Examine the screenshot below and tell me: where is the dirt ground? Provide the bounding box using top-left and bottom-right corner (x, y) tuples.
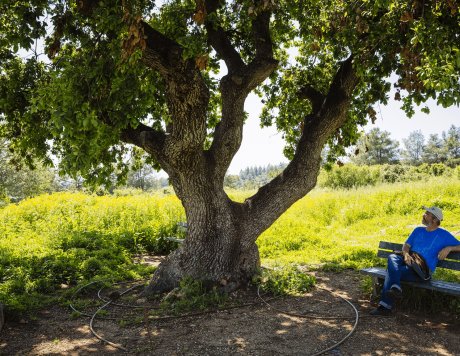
(1, 268), (459, 356)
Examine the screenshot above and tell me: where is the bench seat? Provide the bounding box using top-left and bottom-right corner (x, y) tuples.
(361, 267), (460, 296)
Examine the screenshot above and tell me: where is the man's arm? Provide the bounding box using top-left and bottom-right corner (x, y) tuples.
(438, 244), (460, 260)
(402, 243), (411, 253)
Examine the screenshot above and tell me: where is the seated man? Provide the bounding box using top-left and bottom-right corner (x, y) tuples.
(370, 206), (460, 316)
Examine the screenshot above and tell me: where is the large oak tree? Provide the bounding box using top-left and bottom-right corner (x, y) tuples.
(1, 0), (459, 293)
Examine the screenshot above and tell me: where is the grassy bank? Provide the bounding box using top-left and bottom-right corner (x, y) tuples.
(259, 178), (460, 272)
(0, 191), (185, 313)
(1, 178), (460, 314)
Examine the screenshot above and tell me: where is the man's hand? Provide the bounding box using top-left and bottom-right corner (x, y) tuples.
(403, 251), (413, 265)
(402, 243), (412, 265)
(438, 247), (452, 260)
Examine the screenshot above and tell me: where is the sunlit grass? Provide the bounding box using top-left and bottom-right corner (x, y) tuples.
(0, 191), (185, 313)
(258, 178), (460, 276)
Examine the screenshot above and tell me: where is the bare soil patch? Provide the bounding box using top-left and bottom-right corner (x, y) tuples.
(1, 269), (459, 355)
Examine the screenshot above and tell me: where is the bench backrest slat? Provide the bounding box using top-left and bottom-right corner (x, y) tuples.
(377, 241), (460, 271)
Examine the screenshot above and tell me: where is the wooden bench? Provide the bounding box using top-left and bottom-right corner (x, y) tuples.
(360, 241), (460, 297)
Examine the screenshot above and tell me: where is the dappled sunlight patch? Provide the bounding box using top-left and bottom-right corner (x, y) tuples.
(426, 344), (454, 356)
(275, 329), (288, 334)
(356, 326), (458, 356)
(30, 337), (111, 355)
(277, 314), (306, 323)
(227, 337), (247, 349)
(310, 318), (350, 329)
(280, 320), (293, 327)
(76, 325), (90, 333)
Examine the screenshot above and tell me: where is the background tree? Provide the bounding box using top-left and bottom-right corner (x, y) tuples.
(223, 174), (240, 189)
(1, 0), (460, 293)
(443, 125), (460, 166)
(351, 128), (400, 165)
(401, 130), (424, 165)
(125, 148), (169, 190)
(0, 139), (56, 200)
(126, 169), (169, 191)
(422, 133), (447, 164)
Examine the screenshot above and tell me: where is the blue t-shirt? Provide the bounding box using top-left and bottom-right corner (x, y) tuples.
(405, 226), (460, 273)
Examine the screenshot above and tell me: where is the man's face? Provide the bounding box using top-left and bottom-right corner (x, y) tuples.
(422, 211), (436, 226)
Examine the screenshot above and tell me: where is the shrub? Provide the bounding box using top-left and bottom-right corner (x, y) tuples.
(255, 266), (316, 295)
(159, 276), (228, 314)
(430, 163), (447, 176)
(319, 164), (379, 189)
(380, 164), (411, 183)
(414, 163), (431, 175)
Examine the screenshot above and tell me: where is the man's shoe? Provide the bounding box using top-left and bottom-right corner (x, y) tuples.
(369, 305), (391, 316)
(385, 287), (403, 301)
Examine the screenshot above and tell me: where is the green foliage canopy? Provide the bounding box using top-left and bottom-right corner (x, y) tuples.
(1, 0), (460, 184)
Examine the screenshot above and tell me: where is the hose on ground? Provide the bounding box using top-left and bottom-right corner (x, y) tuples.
(71, 278), (360, 354)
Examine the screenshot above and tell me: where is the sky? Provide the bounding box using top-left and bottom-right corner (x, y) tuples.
(227, 94), (460, 174)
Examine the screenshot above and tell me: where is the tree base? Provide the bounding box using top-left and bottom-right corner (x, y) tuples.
(142, 242), (260, 296)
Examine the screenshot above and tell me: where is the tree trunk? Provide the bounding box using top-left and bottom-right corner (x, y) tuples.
(143, 179), (260, 294)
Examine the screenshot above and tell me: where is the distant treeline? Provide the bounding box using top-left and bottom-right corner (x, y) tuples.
(350, 126), (460, 167)
(3, 159), (460, 204)
(224, 163), (287, 189)
(222, 162), (460, 190)
(317, 163), (459, 190)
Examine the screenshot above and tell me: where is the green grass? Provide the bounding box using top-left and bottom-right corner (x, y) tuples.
(255, 266), (316, 296)
(1, 177), (460, 315)
(258, 177), (460, 275)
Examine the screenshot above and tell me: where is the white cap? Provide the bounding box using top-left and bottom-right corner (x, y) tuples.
(423, 206), (443, 221)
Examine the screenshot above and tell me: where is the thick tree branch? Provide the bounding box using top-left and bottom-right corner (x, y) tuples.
(140, 21), (185, 76)
(208, 9), (278, 177)
(240, 56), (359, 245)
(120, 123), (169, 168)
(204, 1), (245, 73)
(139, 21), (210, 165)
(310, 55), (359, 142)
(245, 10), (277, 89)
(298, 86), (325, 114)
